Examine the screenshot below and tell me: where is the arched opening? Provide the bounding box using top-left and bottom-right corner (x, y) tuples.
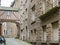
(2, 22), (18, 38)
(0, 20), (20, 38)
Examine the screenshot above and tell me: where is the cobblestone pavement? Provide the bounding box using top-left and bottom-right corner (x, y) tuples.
(0, 38), (32, 45)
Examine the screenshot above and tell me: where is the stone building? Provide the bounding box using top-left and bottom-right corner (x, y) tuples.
(15, 0), (44, 43)
(0, 0), (19, 38)
(14, 0), (60, 45)
(0, 0), (59, 45)
(36, 0), (60, 45)
(0, 10), (19, 38)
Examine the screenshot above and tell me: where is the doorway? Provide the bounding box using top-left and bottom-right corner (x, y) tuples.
(0, 24), (2, 36)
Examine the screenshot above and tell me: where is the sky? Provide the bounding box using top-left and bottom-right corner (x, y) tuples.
(1, 0), (14, 7)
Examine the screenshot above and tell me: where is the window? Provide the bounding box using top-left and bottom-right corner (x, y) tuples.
(59, 2), (60, 6)
(42, 25), (47, 41)
(21, 28), (24, 33)
(4, 30), (5, 34)
(26, 8), (27, 12)
(25, 0), (27, 3)
(31, 30), (33, 34)
(26, 26), (27, 30)
(21, 1), (23, 3)
(31, 0), (33, 2)
(31, 4), (35, 11)
(7, 11), (11, 16)
(25, 19), (27, 21)
(52, 21), (59, 41)
(34, 29), (36, 34)
(6, 30), (7, 35)
(23, 12), (24, 14)
(32, 14), (36, 21)
(21, 30), (23, 33)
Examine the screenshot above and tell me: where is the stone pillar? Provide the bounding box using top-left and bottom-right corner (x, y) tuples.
(58, 20), (60, 45)
(27, 0), (31, 41)
(16, 23), (20, 39)
(58, 3), (60, 44)
(46, 23), (52, 45)
(18, 9), (21, 40)
(35, 0), (44, 45)
(36, 18), (43, 45)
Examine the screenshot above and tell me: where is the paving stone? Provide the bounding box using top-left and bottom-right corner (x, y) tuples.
(5, 38), (32, 45)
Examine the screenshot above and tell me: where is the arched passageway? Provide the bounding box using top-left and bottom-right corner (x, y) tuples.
(0, 20), (20, 38)
(0, 7), (20, 38)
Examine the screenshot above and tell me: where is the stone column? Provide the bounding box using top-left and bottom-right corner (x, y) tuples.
(58, 3), (60, 45)
(18, 9), (21, 40)
(16, 23), (21, 39)
(35, 0), (44, 45)
(36, 18), (43, 45)
(58, 20), (60, 45)
(27, 0), (31, 41)
(46, 23), (52, 45)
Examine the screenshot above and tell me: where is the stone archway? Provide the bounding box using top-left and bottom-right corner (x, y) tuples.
(0, 20), (21, 38)
(0, 7), (20, 38)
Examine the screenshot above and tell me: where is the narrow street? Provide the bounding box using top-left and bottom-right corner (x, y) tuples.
(1, 38), (32, 45)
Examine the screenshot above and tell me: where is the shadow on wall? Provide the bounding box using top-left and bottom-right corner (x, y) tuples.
(41, 43), (59, 45)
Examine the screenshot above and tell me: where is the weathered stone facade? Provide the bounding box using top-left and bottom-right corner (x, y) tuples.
(14, 0), (60, 45)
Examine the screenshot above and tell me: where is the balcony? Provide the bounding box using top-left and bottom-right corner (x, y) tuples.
(39, 7), (60, 20)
